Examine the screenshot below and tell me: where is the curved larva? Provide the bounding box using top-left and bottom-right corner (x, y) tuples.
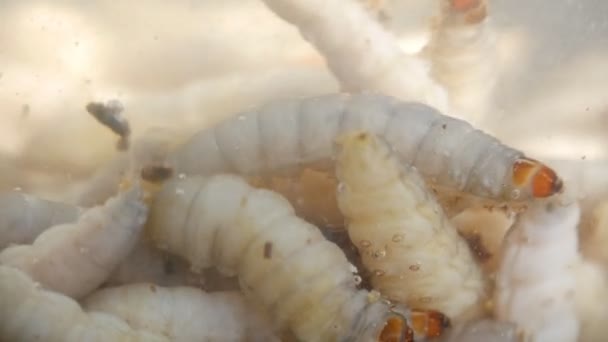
(0, 186), (148, 299)
(0, 191), (82, 249)
(167, 93), (562, 201)
(83, 284), (280, 342)
(335, 131), (485, 321)
(147, 174), (449, 341)
(494, 200), (581, 342)
(260, 0), (449, 112)
(424, 0), (497, 124)
(0, 265), (168, 342)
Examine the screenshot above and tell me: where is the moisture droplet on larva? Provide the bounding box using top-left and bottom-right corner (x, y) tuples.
(510, 189), (521, 200)
(372, 249), (386, 259)
(392, 234), (404, 242)
(360, 240), (372, 248)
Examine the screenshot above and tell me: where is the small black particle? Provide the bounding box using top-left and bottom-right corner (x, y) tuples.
(263, 241), (273, 259)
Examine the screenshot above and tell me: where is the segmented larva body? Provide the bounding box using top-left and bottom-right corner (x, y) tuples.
(83, 284), (280, 342)
(0, 186), (148, 299)
(425, 0), (497, 124)
(167, 93), (562, 202)
(0, 191), (82, 249)
(260, 0), (449, 112)
(0, 266), (168, 342)
(335, 131), (485, 321)
(494, 200), (581, 342)
(147, 174), (449, 341)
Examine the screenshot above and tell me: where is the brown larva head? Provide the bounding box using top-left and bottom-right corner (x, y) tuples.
(378, 315), (414, 342)
(512, 158), (563, 199)
(378, 309), (450, 341)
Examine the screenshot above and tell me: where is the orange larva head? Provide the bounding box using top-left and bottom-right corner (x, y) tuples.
(512, 158), (563, 198)
(378, 316), (414, 342)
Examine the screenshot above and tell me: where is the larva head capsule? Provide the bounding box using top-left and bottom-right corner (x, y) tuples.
(377, 307), (450, 342)
(511, 157), (563, 199)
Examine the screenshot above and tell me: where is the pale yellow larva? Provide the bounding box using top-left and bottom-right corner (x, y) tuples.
(494, 200), (581, 342)
(0, 265), (168, 342)
(335, 131), (486, 322)
(146, 174), (449, 342)
(83, 284), (280, 342)
(0, 186), (147, 299)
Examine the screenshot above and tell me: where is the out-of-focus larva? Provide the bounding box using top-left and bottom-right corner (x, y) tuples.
(0, 265), (168, 342)
(450, 206), (515, 274)
(0, 191), (82, 249)
(83, 284), (280, 342)
(0, 186), (147, 299)
(580, 200), (608, 266)
(440, 319), (519, 342)
(335, 131), (485, 322)
(260, 0), (449, 111)
(167, 93), (562, 201)
(573, 260), (608, 342)
(424, 0), (497, 124)
(86, 99), (131, 150)
(494, 200), (580, 342)
(147, 174), (450, 341)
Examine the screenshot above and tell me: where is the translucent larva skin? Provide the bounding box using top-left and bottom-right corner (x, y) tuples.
(335, 131), (485, 321)
(425, 0), (496, 124)
(167, 93), (560, 201)
(147, 175), (448, 342)
(495, 200), (581, 342)
(83, 284), (280, 342)
(0, 191), (82, 249)
(260, 0), (449, 112)
(0, 266), (168, 342)
(0, 186), (148, 299)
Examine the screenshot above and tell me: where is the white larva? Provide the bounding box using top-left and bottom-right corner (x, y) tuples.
(0, 190), (209, 288)
(335, 131), (485, 322)
(167, 93), (562, 201)
(0, 190), (82, 249)
(0, 265), (168, 342)
(147, 174), (449, 341)
(260, 0), (449, 112)
(494, 200), (580, 342)
(424, 0), (497, 125)
(83, 284), (280, 342)
(0, 186), (148, 299)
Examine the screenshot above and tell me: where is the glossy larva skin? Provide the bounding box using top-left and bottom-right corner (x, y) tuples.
(0, 191), (82, 249)
(494, 201), (580, 342)
(168, 93), (525, 201)
(0, 187), (148, 299)
(335, 132), (485, 321)
(83, 284), (280, 342)
(147, 175), (423, 342)
(260, 0), (449, 112)
(0, 266), (168, 342)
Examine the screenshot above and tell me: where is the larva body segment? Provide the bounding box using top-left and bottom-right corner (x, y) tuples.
(168, 93), (561, 201)
(335, 131), (485, 321)
(0, 191), (82, 249)
(494, 200), (580, 342)
(0, 266), (167, 342)
(147, 174), (449, 341)
(83, 284), (280, 342)
(0, 186), (147, 299)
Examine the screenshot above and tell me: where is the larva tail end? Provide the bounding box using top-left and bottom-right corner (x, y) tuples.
(378, 316), (414, 342)
(512, 158), (563, 198)
(410, 309), (450, 339)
